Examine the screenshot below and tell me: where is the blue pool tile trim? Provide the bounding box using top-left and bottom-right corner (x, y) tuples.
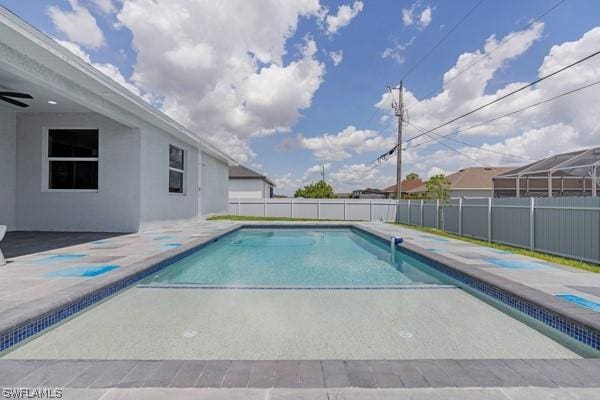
(45, 265), (120, 278)
(557, 294), (600, 312)
(137, 284), (458, 290)
(488, 259), (548, 269)
(0, 230), (239, 353)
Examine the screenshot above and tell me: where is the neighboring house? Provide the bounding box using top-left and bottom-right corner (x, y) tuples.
(229, 165), (275, 199)
(351, 188), (389, 199)
(408, 167), (513, 198)
(383, 179), (424, 199)
(0, 9), (235, 233)
(493, 147), (600, 197)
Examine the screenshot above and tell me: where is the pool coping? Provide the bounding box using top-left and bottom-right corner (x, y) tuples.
(1, 221), (599, 354)
(2, 359), (600, 389)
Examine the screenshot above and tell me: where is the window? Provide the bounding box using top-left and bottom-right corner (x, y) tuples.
(47, 129), (99, 190)
(169, 145), (185, 194)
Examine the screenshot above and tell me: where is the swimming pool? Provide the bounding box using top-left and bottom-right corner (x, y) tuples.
(3, 227), (599, 360)
(145, 228), (445, 287)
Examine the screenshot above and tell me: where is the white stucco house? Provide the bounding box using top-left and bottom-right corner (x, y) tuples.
(229, 165), (275, 199)
(0, 8), (235, 233)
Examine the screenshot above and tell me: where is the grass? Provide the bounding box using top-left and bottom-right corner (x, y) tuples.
(390, 222), (600, 274)
(208, 214), (600, 273)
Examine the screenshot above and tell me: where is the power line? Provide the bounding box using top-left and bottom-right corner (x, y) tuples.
(404, 0), (567, 111)
(405, 78), (600, 150)
(407, 120), (534, 161)
(404, 48), (600, 144)
(400, 0), (486, 82)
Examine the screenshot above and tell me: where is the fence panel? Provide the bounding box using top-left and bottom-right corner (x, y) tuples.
(534, 197), (600, 263)
(319, 201), (345, 220)
(397, 201), (410, 224)
(461, 198), (489, 240)
(422, 201), (438, 228)
(265, 200), (293, 218)
(291, 200), (318, 219)
(441, 199), (460, 234)
(238, 200), (265, 217)
(492, 198), (530, 248)
(371, 201), (398, 222)
(409, 202), (422, 225)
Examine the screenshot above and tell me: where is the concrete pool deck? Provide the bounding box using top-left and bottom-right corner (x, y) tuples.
(1, 220), (600, 390)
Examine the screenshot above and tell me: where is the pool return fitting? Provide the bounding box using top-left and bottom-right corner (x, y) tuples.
(390, 236), (403, 263)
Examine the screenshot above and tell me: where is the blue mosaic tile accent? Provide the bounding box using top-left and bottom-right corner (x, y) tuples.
(488, 259), (549, 269)
(153, 236), (173, 241)
(0, 228), (240, 353)
(162, 243), (182, 249)
(45, 265), (120, 278)
(557, 294), (600, 312)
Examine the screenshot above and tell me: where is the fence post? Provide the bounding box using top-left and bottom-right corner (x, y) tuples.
(369, 200), (373, 221)
(407, 200), (411, 225)
(317, 199), (321, 220)
(458, 197), (463, 236)
(487, 197), (492, 243)
(291, 198), (294, 218)
(238, 199), (241, 216)
(264, 199), (267, 217)
(420, 200), (424, 226)
(436, 199), (440, 229)
(529, 197), (535, 251)
(343, 199), (347, 221)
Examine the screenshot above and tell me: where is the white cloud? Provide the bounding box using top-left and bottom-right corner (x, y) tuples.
(373, 24), (600, 181)
(90, 0), (116, 14)
(48, 0), (106, 49)
(55, 40), (148, 101)
(419, 7), (432, 29)
(116, 1), (327, 162)
(382, 36), (415, 65)
(402, 2), (432, 30)
(325, 1), (364, 35)
(329, 163), (393, 190)
(296, 125), (395, 161)
(329, 50), (344, 66)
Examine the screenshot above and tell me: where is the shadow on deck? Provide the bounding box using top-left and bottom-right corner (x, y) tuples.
(2, 231), (129, 259)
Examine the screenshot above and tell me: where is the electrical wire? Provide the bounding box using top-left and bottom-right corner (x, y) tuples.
(404, 48), (600, 144)
(405, 79), (600, 149)
(404, 0), (567, 111)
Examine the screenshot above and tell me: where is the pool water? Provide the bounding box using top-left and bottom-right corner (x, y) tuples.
(147, 228), (445, 287)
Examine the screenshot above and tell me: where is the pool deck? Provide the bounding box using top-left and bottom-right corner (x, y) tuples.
(0, 219), (600, 392)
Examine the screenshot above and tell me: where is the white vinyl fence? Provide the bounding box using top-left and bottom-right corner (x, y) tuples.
(229, 197), (600, 264)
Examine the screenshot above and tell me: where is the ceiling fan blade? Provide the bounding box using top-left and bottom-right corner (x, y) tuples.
(0, 91), (33, 99)
(0, 95), (30, 108)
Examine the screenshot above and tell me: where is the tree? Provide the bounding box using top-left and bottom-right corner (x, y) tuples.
(294, 180), (336, 198)
(406, 172), (420, 181)
(425, 174), (452, 229)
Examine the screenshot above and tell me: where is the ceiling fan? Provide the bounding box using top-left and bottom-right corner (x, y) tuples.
(0, 91), (33, 108)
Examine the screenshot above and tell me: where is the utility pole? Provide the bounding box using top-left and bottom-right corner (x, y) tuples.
(391, 81), (404, 200)
(321, 164), (325, 182)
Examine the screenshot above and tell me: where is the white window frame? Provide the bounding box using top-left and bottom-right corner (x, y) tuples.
(168, 144), (186, 195)
(41, 127), (100, 193)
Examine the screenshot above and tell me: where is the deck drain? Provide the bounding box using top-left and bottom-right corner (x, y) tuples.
(398, 330), (413, 339)
(183, 329), (197, 338)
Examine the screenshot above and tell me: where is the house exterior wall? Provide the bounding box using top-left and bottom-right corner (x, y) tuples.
(451, 189), (493, 198)
(229, 178), (271, 199)
(139, 124), (199, 229)
(0, 109), (16, 230)
(201, 151), (228, 214)
(14, 112), (141, 232)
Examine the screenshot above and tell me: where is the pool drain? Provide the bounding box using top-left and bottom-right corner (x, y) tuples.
(183, 329), (197, 338)
(398, 330), (413, 339)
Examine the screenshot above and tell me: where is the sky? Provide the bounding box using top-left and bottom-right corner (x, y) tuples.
(2, 0), (600, 195)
